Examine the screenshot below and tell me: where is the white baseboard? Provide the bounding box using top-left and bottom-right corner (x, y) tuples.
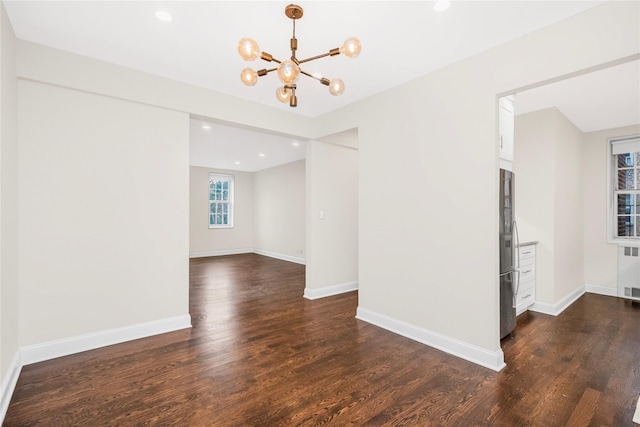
(0, 350), (22, 424)
(189, 248), (253, 258)
(21, 314), (192, 366)
(529, 286), (585, 316)
(356, 307), (506, 372)
(253, 249), (306, 265)
(304, 281), (358, 300)
(584, 283), (618, 297)
(189, 248), (306, 265)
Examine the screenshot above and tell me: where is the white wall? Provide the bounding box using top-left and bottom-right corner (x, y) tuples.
(18, 80), (190, 346)
(553, 109), (585, 301)
(254, 160), (305, 260)
(16, 40), (318, 141)
(583, 124), (640, 289)
(189, 161), (305, 262)
(305, 140), (358, 296)
(514, 107), (585, 304)
(514, 108), (557, 303)
(311, 1), (638, 365)
(189, 166), (254, 256)
(0, 0), (18, 398)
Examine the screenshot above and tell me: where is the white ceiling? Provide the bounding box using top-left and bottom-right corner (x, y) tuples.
(4, 0), (637, 172)
(190, 119), (306, 172)
(515, 60), (640, 133)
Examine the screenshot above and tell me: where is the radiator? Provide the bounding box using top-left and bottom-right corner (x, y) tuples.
(618, 246), (640, 301)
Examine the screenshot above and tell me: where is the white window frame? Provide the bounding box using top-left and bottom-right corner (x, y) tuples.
(607, 134), (640, 244)
(208, 173), (234, 229)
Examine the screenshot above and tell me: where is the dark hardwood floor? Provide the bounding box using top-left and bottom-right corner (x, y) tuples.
(4, 254), (640, 426)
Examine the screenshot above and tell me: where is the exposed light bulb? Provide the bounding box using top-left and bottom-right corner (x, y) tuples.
(434, 0), (450, 12)
(240, 68), (258, 86)
(276, 87), (291, 103)
(340, 37), (362, 58)
(277, 60), (300, 84)
(237, 38), (260, 61)
(329, 79), (345, 96)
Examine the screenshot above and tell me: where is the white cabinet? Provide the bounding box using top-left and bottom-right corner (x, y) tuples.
(516, 244), (536, 315)
(499, 95), (515, 171)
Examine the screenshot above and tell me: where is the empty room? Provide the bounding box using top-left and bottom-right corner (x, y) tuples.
(0, 1), (639, 425)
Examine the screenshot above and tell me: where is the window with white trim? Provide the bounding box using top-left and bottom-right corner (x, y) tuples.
(609, 135), (640, 241)
(209, 173), (234, 228)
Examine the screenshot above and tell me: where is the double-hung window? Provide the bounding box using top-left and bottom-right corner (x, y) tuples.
(609, 135), (640, 242)
(209, 173), (234, 228)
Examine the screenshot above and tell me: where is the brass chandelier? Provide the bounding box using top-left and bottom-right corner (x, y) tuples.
(238, 4), (361, 107)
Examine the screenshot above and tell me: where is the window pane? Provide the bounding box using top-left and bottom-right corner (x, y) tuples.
(637, 216), (640, 237)
(636, 153), (640, 166)
(618, 194), (635, 215)
(618, 153), (634, 168)
(208, 175), (234, 227)
(618, 216), (635, 237)
(618, 169), (635, 190)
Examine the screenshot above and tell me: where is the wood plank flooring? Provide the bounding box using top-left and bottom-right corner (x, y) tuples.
(4, 254), (640, 426)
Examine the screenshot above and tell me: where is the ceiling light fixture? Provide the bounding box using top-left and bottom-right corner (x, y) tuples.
(238, 4), (361, 107)
(433, 1), (450, 12)
(155, 10), (172, 22)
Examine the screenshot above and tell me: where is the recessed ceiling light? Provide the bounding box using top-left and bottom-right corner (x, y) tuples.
(202, 124), (211, 130)
(433, 1), (450, 12)
(155, 10), (172, 22)
(259, 153), (265, 157)
(235, 161), (240, 165)
(292, 142), (300, 147)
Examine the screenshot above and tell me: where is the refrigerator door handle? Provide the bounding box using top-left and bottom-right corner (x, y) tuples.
(512, 220), (521, 308)
(513, 269), (520, 308)
(513, 220), (521, 270)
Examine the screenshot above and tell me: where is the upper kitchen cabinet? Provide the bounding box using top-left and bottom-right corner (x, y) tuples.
(499, 95), (515, 171)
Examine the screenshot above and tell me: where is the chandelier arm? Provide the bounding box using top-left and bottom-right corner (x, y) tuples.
(260, 52), (282, 64)
(257, 68), (278, 76)
(299, 70), (331, 86)
(297, 49), (341, 65)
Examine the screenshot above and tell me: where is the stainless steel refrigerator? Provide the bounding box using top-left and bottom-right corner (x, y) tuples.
(499, 169), (519, 339)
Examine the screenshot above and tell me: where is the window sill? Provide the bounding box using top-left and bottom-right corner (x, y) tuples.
(608, 238), (640, 246)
